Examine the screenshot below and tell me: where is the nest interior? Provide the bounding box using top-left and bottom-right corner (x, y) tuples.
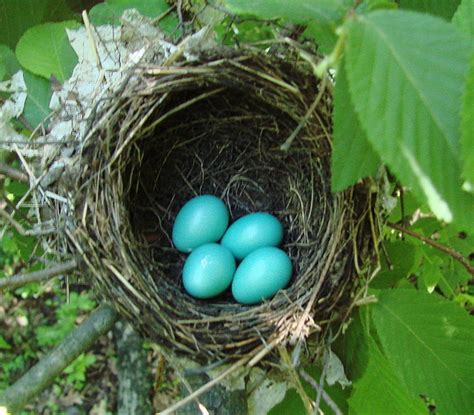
(71, 48), (374, 362)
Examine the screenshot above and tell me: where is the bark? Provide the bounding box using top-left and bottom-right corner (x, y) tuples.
(113, 320), (153, 415)
(0, 304), (118, 413)
(0, 260), (77, 290)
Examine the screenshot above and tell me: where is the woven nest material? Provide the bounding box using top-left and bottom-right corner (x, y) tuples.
(68, 46), (376, 363)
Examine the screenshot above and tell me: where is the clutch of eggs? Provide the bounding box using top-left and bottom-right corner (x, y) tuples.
(172, 195), (292, 303)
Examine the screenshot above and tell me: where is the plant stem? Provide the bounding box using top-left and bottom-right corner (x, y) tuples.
(387, 222), (474, 277)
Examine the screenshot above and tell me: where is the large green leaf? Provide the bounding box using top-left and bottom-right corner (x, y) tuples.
(331, 60), (380, 192)
(16, 21), (79, 82)
(452, 0), (474, 36)
(372, 289), (474, 414)
(22, 71), (52, 129)
(348, 338), (428, 415)
(399, 0), (460, 20)
(460, 53), (474, 186)
(345, 10), (474, 231)
(0, 0), (74, 48)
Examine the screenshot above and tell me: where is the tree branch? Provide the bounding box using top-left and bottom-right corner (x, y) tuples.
(0, 260), (78, 291)
(0, 304), (118, 413)
(387, 222), (474, 277)
(0, 163), (29, 183)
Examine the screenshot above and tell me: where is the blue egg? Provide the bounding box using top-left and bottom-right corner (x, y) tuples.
(232, 247), (292, 304)
(221, 212), (283, 260)
(183, 243), (236, 299)
(172, 195), (229, 252)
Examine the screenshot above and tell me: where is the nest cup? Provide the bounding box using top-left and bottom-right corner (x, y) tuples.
(73, 47), (374, 362)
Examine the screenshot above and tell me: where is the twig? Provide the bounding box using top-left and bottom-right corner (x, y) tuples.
(0, 207), (56, 236)
(280, 75), (328, 152)
(279, 347), (313, 415)
(0, 304), (118, 413)
(387, 222), (474, 277)
(0, 260), (77, 290)
(0, 163), (28, 183)
(299, 369), (343, 415)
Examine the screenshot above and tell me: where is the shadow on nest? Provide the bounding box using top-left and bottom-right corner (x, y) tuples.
(70, 47), (377, 363)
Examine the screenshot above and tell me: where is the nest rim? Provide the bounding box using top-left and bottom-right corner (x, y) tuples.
(65, 46), (376, 363)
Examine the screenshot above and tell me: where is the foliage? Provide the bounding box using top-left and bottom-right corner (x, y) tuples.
(224, 0), (474, 414)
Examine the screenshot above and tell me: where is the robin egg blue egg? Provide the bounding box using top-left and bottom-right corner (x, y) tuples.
(183, 243), (236, 299)
(232, 247), (292, 304)
(172, 195), (229, 252)
(221, 212), (283, 260)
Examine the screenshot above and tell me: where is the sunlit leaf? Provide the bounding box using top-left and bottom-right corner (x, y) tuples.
(348, 338), (427, 415)
(346, 10), (474, 231)
(460, 53), (474, 186)
(331, 60), (380, 192)
(16, 21), (79, 82)
(372, 289), (474, 414)
(452, 0), (474, 36)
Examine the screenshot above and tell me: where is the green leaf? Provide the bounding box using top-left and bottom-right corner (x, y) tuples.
(89, 0), (179, 35)
(460, 53), (474, 186)
(452, 0), (474, 36)
(399, 0), (460, 20)
(331, 60), (380, 192)
(0, 335), (11, 350)
(371, 240), (419, 289)
(372, 289), (474, 414)
(225, 0), (352, 23)
(16, 21), (79, 82)
(0, 44), (19, 79)
(0, 0), (75, 48)
(303, 21), (338, 55)
(346, 10), (474, 231)
(348, 338), (428, 415)
(419, 255), (444, 293)
(334, 308), (370, 381)
(23, 71), (52, 129)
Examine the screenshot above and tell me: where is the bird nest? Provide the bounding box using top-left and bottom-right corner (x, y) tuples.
(66, 46), (377, 363)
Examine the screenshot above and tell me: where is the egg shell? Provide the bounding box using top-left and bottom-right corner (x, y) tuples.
(183, 243), (236, 299)
(232, 247), (292, 304)
(172, 195), (229, 252)
(221, 212), (284, 260)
